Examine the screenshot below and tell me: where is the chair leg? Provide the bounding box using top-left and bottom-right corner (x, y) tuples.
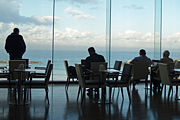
(65, 78), (70, 91)
(168, 86), (172, 99)
(112, 88), (115, 99)
(77, 86), (81, 101)
(24, 87), (27, 105)
(176, 86), (178, 98)
(14, 88), (17, 104)
(127, 87), (131, 102)
(45, 87), (49, 104)
(81, 88), (86, 104)
(109, 87), (112, 103)
(121, 87), (124, 99)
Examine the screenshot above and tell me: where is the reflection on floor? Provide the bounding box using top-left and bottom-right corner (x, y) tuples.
(0, 84), (180, 120)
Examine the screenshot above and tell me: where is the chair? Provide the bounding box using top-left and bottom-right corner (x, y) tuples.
(9, 60), (27, 80)
(64, 60), (77, 92)
(106, 64), (132, 102)
(151, 62), (175, 92)
(24, 64), (53, 104)
(30, 60), (51, 79)
(0, 66), (16, 89)
(35, 60), (51, 70)
(158, 63), (180, 99)
(89, 62), (107, 80)
(174, 60), (180, 69)
(131, 61), (149, 89)
(0, 66), (9, 79)
(75, 64), (106, 104)
(21, 59), (29, 69)
(107, 61), (122, 80)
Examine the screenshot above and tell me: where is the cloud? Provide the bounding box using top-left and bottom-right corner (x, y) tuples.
(0, 0), (60, 25)
(57, 0), (100, 5)
(64, 7), (95, 19)
(123, 4), (144, 10)
(1, 21), (180, 51)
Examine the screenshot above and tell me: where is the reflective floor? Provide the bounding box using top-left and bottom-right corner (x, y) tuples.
(0, 84), (180, 120)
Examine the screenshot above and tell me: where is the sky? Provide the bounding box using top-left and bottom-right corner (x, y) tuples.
(0, 0), (180, 53)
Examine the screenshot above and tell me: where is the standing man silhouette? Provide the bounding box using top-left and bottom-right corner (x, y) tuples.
(5, 28), (26, 60)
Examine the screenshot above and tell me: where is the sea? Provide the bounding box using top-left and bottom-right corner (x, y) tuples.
(1, 50), (180, 81)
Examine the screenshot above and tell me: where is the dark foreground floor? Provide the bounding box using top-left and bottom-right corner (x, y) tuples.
(0, 84), (180, 120)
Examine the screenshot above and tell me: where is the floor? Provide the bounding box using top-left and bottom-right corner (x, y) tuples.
(0, 84), (180, 120)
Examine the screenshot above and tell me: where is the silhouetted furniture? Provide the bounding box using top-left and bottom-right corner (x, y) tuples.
(89, 62), (107, 98)
(107, 61), (122, 80)
(9, 60), (28, 104)
(0, 66), (9, 79)
(9, 60), (27, 81)
(131, 62), (149, 89)
(75, 64), (106, 104)
(158, 63), (180, 99)
(89, 62), (107, 80)
(64, 60), (77, 92)
(175, 60), (180, 69)
(151, 62), (175, 92)
(30, 60), (51, 80)
(24, 64), (53, 104)
(106, 64), (132, 103)
(35, 60), (51, 70)
(0, 66), (15, 89)
(21, 58), (29, 68)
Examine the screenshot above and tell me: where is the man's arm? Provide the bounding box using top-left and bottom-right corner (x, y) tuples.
(5, 36), (10, 53)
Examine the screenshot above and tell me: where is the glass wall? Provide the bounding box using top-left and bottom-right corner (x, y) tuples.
(162, 0), (180, 59)
(154, 0), (162, 59)
(54, 0), (106, 81)
(0, 0), (53, 72)
(1, 0), (179, 82)
(108, 0), (154, 66)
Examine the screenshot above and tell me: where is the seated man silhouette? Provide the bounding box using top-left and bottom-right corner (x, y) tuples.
(84, 47), (105, 97)
(85, 47), (105, 69)
(130, 49), (152, 66)
(130, 49), (152, 88)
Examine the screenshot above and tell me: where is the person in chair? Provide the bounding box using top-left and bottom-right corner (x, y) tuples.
(85, 47), (105, 98)
(160, 50), (173, 64)
(130, 49), (152, 66)
(85, 47), (105, 69)
(130, 49), (152, 88)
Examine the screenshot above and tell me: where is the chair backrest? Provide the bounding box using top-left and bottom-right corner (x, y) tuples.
(132, 61), (149, 80)
(45, 64), (53, 84)
(158, 63), (171, 85)
(75, 64), (85, 87)
(90, 62), (107, 71)
(45, 60), (51, 74)
(174, 60), (180, 69)
(9, 60), (26, 80)
(64, 60), (70, 77)
(168, 62), (175, 70)
(121, 64), (132, 84)
(21, 59), (29, 68)
(114, 61), (122, 70)
(81, 59), (86, 66)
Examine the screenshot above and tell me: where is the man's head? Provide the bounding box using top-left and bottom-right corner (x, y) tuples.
(139, 49), (146, 56)
(13, 28), (19, 34)
(88, 47), (96, 56)
(163, 50), (170, 58)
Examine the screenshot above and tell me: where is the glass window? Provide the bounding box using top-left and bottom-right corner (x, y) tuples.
(0, 0), (53, 79)
(162, 0), (180, 59)
(109, 0), (154, 66)
(55, 0), (106, 81)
